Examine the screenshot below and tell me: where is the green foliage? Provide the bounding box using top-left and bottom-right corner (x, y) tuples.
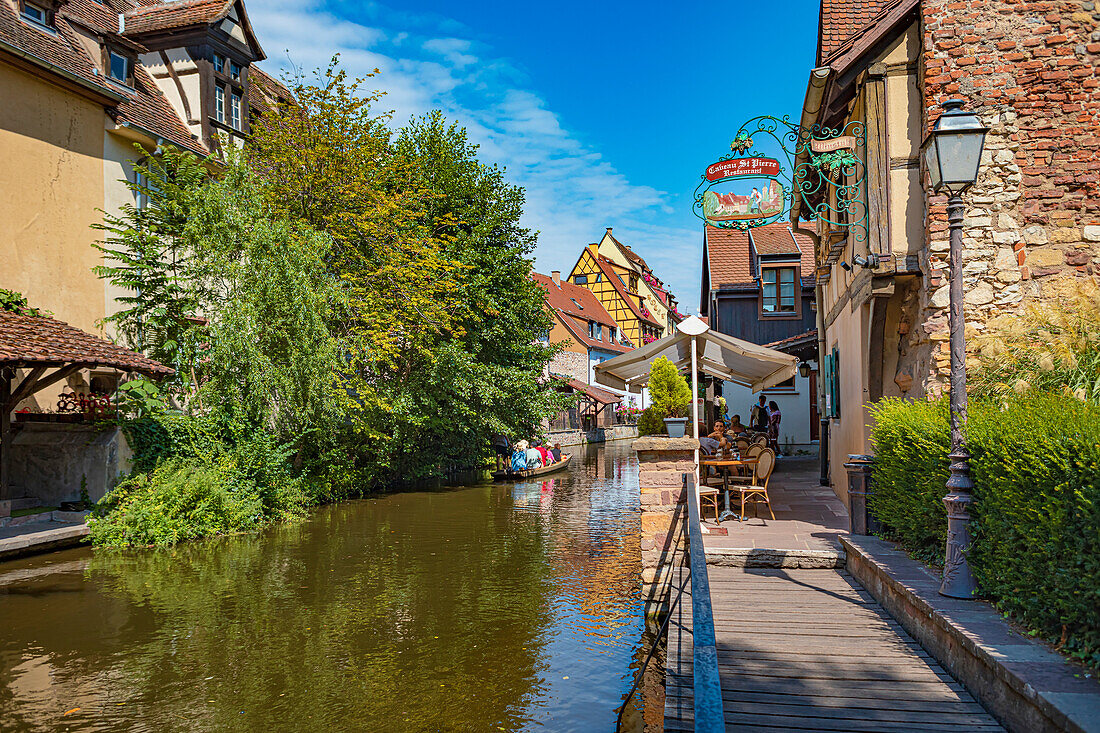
(637, 406), (667, 436)
(870, 395), (1100, 667)
(973, 278), (1100, 404)
(0, 288), (50, 317)
(648, 357), (691, 419)
(93, 147), (210, 393)
(116, 378), (170, 420)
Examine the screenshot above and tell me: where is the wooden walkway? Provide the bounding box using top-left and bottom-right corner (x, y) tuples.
(664, 565), (1004, 732)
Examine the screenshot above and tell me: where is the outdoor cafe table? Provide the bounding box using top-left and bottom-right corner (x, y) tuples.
(699, 456), (759, 522)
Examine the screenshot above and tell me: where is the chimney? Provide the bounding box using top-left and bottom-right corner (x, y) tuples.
(606, 227), (613, 234)
(552, 270), (561, 287)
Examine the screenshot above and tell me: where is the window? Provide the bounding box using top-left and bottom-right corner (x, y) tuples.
(588, 321), (602, 340)
(593, 272), (602, 282)
(215, 84), (225, 124)
(609, 326), (617, 343)
(574, 275), (587, 285)
(230, 61), (242, 80)
(107, 50), (130, 83)
(569, 298), (583, 310)
(212, 53), (225, 74)
(20, 1), (48, 24)
(630, 275), (639, 291)
(823, 348), (841, 419)
(230, 92), (242, 130)
(762, 267), (797, 314)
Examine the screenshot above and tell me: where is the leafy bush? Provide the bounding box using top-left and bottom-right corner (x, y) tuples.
(870, 395), (1100, 667)
(637, 406), (667, 436)
(648, 356), (691, 418)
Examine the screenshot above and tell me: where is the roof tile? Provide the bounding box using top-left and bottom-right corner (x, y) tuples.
(532, 273), (633, 353)
(705, 224), (815, 288)
(122, 0), (229, 36)
(0, 310), (173, 375)
(819, 0), (902, 64)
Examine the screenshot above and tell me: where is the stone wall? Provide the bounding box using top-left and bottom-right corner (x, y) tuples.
(548, 350), (588, 383)
(9, 423), (132, 505)
(634, 436), (697, 619)
(914, 0), (1100, 395)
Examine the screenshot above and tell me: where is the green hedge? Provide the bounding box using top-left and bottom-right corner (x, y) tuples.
(870, 395), (1100, 667)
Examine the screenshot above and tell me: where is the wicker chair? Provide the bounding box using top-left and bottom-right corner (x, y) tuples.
(735, 448), (776, 521)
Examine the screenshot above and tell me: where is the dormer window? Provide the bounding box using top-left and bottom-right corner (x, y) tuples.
(20, 1), (51, 26)
(107, 49), (133, 85)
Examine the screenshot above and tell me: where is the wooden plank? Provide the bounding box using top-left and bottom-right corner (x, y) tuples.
(665, 687), (987, 712)
(666, 673), (973, 699)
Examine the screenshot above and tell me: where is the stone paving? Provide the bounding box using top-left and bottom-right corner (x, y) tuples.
(701, 455), (848, 555)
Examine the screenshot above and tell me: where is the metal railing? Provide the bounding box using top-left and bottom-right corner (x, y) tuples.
(616, 473), (725, 731)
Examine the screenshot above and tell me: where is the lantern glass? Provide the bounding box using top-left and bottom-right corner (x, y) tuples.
(922, 99), (988, 194)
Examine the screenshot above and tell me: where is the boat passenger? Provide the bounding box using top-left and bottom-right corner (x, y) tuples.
(551, 443), (563, 462)
(538, 443), (554, 465)
(525, 442), (543, 470)
(512, 440), (530, 472)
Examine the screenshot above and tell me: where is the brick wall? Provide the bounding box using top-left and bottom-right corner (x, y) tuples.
(634, 436), (696, 618)
(915, 0), (1100, 394)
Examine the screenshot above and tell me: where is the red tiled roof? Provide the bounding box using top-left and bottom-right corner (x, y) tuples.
(565, 378), (621, 405)
(765, 329), (818, 350)
(532, 273), (632, 354)
(248, 65), (292, 116)
(0, 310), (173, 376)
(122, 0), (230, 35)
(705, 224), (815, 288)
(0, 0), (210, 156)
(818, 0), (915, 67)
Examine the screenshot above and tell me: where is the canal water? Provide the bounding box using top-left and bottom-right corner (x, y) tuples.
(0, 441), (659, 732)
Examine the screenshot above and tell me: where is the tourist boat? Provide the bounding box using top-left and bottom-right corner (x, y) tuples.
(493, 453), (571, 481)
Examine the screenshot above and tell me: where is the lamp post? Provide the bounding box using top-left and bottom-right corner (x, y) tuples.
(921, 99), (988, 599)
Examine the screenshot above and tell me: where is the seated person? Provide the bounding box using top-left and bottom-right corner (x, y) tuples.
(707, 420), (727, 441)
(525, 442), (543, 469)
(551, 443), (563, 462)
(699, 436), (720, 455)
(537, 442), (554, 465)
(511, 441), (529, 471)
(728, 414), (748, 435)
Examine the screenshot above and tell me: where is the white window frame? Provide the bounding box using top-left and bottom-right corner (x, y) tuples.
(215, 84), (225, 124)
(230, 92), (241, 130)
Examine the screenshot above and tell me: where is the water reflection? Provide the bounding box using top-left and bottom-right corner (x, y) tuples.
(0, 441), (655, 732)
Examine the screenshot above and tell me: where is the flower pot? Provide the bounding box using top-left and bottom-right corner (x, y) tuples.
(663, 417), (688, 438)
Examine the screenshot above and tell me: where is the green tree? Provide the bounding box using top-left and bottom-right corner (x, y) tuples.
(391, 111), (564, 468)
(648, 356), (691, 418)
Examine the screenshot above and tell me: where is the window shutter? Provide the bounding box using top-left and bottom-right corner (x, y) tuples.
(822, 353), (833, 418)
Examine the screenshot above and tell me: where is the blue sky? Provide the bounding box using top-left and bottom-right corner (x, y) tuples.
(248, 1), (821, 313)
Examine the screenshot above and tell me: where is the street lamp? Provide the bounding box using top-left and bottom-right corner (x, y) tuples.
(921, 99), (988, 599)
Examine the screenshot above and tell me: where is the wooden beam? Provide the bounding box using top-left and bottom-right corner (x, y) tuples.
(863, 65), (891, 257)
(12, 363), (84, 405)
(1, 368), (11, 501)
(8, 366), (47, 407)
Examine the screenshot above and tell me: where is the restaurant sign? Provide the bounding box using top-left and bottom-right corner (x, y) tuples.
(693, 115), (869, 239)
(696, 155), (786, 229)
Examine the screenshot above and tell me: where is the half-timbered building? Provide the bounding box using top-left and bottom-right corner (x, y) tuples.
(567, 239), (667, 349)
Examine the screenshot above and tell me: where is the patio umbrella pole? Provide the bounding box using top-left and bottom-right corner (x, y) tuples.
(692, 334), (702, 513)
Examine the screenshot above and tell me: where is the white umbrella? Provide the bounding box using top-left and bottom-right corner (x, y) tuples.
(594, 315), (797, 513)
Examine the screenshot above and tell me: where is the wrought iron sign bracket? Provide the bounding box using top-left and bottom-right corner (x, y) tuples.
(693, 115), (868, 244)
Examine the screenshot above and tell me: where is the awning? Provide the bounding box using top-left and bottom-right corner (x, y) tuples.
(593, 316), (797, 394)
(567, 379), (621, 405)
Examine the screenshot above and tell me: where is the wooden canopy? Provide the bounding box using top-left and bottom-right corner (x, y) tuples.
(1, 310), (172, 500)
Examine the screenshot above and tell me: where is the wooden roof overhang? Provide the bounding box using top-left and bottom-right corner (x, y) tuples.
(1, 310), (172, 499)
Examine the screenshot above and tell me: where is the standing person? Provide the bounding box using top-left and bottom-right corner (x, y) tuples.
(767, 400), (782, 455)
(750, 395), (769, 434)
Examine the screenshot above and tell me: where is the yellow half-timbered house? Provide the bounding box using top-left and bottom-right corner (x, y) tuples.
(568, 242), (665, 348)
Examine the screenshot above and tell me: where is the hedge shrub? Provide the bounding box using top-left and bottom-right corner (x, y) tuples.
(870, 395), (1100, 667)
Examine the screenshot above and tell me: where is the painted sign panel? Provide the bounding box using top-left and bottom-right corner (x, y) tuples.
(705, 156), (781, 182)
(702, 179), (785, 224)
(810, 136), (856, 153)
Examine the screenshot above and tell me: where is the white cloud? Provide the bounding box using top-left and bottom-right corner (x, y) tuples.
(248, 0), (700, 308)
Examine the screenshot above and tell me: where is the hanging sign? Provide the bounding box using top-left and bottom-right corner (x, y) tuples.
(705, 156), (781, 181)
(697, 155), (786, 228)
(810, 136), (856, 153)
